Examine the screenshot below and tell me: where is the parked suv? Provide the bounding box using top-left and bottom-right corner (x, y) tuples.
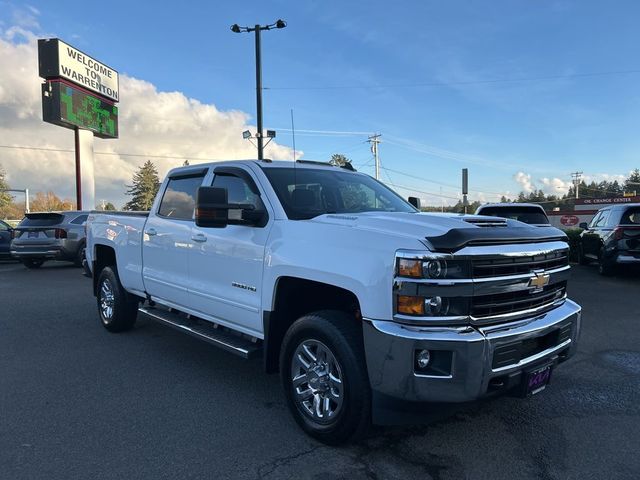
(11, 211), (89, 268)
(579, 203), (640, 275)
(476, 203), (550, 226)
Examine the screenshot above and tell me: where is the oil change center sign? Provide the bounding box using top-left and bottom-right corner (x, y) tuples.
(38, 38), (119, 102)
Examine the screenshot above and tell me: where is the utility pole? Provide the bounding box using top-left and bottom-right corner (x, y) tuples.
(368, 134), (381, 180)
(230, 19), (287, 160)
(570, 171), (583, 199)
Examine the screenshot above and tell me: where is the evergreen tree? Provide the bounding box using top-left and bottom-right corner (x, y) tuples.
(625, 169), (640, 193)
(124, 161), (160, 211)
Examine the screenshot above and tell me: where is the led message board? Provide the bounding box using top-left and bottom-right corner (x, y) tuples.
(42, 80), (118, 139)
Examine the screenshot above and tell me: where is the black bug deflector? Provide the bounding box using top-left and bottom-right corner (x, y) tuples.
(425, 224), (567, 253)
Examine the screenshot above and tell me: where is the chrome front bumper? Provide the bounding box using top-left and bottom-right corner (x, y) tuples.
(363, 300), (581, 404)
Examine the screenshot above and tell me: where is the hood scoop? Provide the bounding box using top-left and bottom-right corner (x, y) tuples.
(463, 217), (507, 227)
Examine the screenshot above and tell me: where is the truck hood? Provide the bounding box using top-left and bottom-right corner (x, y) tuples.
(309, 212), (567, 252)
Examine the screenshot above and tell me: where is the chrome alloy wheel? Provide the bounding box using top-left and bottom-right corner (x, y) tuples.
(99, 278), (115, 323)
(291, 339), (344, 423)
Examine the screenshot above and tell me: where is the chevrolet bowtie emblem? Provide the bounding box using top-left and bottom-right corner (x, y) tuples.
(529, 272), (550, 291)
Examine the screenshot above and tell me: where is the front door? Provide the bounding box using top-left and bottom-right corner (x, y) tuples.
(142, 171), (206, 309)
(188, 166), (272, 337)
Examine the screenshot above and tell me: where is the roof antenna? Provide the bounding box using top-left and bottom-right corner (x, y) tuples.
(291, 108), (297, 189)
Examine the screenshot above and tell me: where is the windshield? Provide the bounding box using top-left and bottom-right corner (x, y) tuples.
(262, 167), (417, 220)
(478, 206), (549, 225)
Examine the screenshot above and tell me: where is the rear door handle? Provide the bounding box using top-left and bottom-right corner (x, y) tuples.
(146, 228), (157, 236)
(191, 233), (207, 243)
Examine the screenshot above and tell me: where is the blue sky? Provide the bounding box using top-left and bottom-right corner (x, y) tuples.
(2, 0), (640, 204)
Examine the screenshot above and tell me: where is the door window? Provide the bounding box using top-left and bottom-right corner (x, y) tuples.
(211, 174), (265, 211)
(158, 174), (205, 219)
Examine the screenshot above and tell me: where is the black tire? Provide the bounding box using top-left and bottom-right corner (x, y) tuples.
(96, 266), (138, 332)
(74, 243), (86, 267)
(23, 258), (45, 269)
(280, 310), (371, 445)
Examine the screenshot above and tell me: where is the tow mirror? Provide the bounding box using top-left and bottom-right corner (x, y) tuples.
(195, 187), (265, 228)
(579, 222), (588, 230)
(195, 187), (230, 228)
(408, 196), (421, 210)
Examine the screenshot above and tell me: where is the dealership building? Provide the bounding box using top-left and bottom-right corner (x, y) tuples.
(547, 196), (640, 229)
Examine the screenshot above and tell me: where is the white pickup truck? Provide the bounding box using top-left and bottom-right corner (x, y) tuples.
(86, 159), (581, 444)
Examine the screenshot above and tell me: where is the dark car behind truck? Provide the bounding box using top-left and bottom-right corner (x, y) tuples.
(579, 203), (640, 275)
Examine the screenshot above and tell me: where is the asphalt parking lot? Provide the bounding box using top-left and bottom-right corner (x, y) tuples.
(1, 261), (639, 479)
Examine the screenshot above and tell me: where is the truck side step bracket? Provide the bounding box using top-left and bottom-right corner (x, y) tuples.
(138, 306), (262, 359)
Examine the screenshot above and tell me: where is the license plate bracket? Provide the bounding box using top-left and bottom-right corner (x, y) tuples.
(522, 363), (553, 396)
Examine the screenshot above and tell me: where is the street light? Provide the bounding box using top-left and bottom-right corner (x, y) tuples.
(230, 19), (287, 160)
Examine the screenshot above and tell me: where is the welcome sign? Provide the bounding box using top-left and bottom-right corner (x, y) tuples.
(38, 38), (119, 102)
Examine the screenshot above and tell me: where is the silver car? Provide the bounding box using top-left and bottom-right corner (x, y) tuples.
(11, 211), (90, 268)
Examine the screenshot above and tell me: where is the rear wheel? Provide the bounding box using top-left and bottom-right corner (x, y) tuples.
(22, 258), (44, 269)
(97, 266), (138, 332)
(280, 310), (370, 445)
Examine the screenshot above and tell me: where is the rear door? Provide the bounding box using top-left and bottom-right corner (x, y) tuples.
(187, 166), (272, 336)
(142, 171), (206, 309)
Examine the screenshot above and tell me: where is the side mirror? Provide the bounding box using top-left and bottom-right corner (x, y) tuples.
(579, 222), (588, 230)
(195, 186), (266, 228)
(408, 196), (421, 210)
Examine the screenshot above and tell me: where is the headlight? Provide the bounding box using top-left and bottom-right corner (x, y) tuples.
(397, 257), (470, 279)
(397, 295), (469, 317)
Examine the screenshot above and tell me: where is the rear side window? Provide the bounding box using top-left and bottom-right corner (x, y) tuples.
(18, 213), (64, 227)
(157, 174), (205, 220)
(70, 214), (88, 225)
(620, 207), (640, 225)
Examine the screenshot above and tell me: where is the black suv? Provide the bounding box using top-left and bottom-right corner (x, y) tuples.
(579, 203), (640, 275)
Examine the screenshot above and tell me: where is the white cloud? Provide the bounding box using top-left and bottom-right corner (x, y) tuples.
(539, 177), (570, 196)
(0, 27), (296, 209)
(513, 171), (535, 193)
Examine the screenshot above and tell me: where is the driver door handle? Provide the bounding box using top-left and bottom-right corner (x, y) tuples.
(191, 233), (207, 243)
(146, 228), (157, 236)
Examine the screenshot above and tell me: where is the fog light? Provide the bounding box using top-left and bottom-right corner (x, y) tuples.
(416, 349), (431, 369)
(424, 296), (449, 316)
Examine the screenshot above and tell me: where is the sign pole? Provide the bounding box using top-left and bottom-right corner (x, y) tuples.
(74, 127), (83, 210)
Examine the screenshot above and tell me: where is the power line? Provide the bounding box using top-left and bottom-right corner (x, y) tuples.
(264, 69), (640, 91)
(0, 144), (230, 162)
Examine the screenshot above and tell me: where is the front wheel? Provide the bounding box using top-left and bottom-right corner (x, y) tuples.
(598, 254), (615, 276)
(97, 266), (138, 332)
(280, 310), (371, 445)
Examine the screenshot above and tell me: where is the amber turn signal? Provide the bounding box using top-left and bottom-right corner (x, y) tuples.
(398, 259), (422, 278)
(397, 295), (425, 315)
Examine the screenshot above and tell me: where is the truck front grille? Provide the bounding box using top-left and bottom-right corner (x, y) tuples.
(471, 281), (567, 319)
(472, 250), (568, 278)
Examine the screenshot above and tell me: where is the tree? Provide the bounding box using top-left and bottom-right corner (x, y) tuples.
(329, 153), (352, 168)
(625, 168), (640, 193)
(30, 191), (71, 212)
(124, 161), (160, 211)
(103, 202), (116, 211)
(0, 164), (13, 217)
